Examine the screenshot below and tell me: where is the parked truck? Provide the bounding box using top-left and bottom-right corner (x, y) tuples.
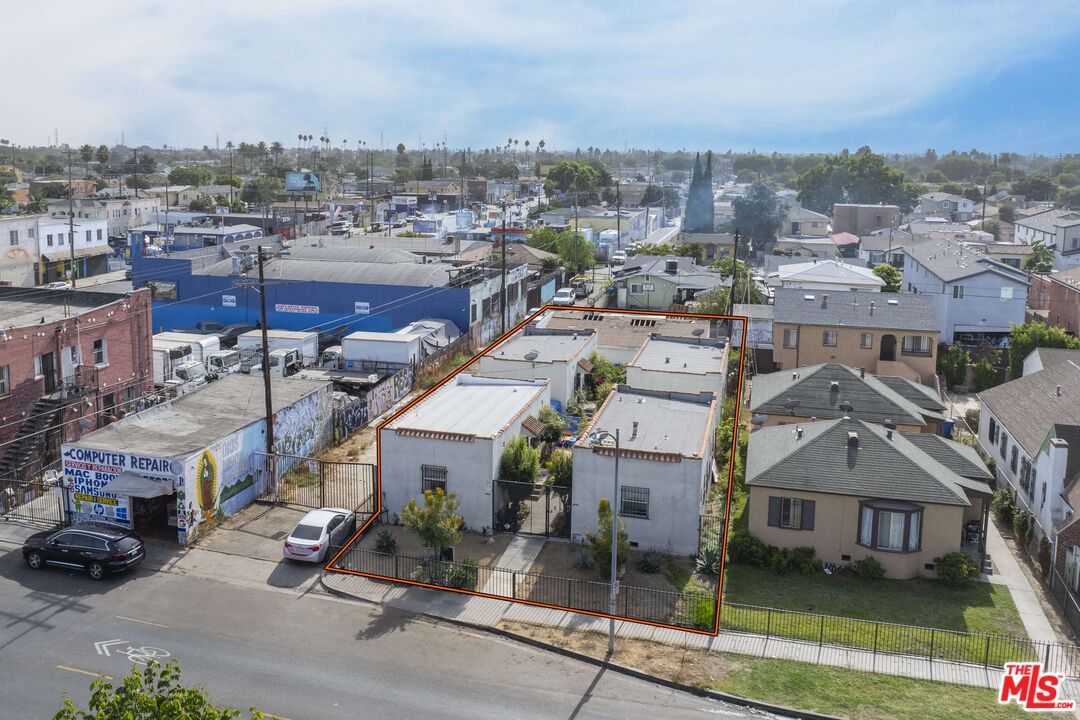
(153, 332), (221, 364)
(248, 348), (302, 378)
(340, 330), (422, 368)
(152, 341), (193, 386)
(205, 349), (242, 375)
(236, 330), (319, 366)
(161, 360), (209, 396)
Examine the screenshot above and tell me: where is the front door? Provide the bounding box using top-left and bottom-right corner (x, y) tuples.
(879, 334), (897, 363)
(40, 352), (57, 394)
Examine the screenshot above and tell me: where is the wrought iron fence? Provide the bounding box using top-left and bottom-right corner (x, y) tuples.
(1049, 567), (1080, 645)
(330, 545), (718, 631)
(1, 461), (65, 527)
(252, 452), (375, 512)
(719, 602), (1080, 676)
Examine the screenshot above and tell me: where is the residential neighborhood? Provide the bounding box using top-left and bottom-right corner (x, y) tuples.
(6, 3), (1080, 720)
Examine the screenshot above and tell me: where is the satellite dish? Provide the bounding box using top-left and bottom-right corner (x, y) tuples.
(839, 401), (854, 412)
(524, 351), (540, 362)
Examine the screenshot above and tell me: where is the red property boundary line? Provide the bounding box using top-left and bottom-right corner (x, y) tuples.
(326, 305), (749, 636)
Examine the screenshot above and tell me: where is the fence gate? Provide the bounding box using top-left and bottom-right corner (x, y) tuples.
(1, 471), (65, 527)
(494, 480), (570, 538)
(252, 452), (375, 513)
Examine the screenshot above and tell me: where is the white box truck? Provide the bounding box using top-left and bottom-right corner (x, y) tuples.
(341, 330), (423, 368)
(152, 332), (221, 364)
(236, 330), (319, 365)
(152, 341), (193, 386)
(205, 349), (242, 375)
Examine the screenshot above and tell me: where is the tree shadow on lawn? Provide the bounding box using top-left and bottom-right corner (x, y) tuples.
(722, 564), (1023, 636)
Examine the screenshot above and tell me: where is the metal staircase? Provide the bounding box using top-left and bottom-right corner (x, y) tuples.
(0, 396), (62, 481)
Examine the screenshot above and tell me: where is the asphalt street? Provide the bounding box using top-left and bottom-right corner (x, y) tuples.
(0, 543), (768, 720)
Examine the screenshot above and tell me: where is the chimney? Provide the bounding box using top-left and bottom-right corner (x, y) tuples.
(847, 431), (859, 448)
(631, 421), (639, 440)
(1057, 385), (1063, 397)
(869, 301), (875, 316)
(859, 367), (865, 379)
(884, 420), (896, 440)
(822, 294), (828, 309)
(795, 426), (803, 439)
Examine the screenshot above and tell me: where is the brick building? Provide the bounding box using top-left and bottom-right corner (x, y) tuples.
(0, 286), (154, 483)
(832, 203), (901, 236)
(1028, 268), (1080, 335)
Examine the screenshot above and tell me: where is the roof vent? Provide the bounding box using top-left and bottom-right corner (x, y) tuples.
(791, 371), (798, 380)
(1057, 385), (1063, 397)
(887, 299), (899, 305)
(631, 421), (639, 440)
(665, 357), (670, 364)
(839, 401), (854, 412)
(859, 367), (865, 379)
(830, 381), (840, 392)
(665, 259), (678, 274)
(847, 431), (859, 447)
(795, 426), (804, 439)
(803, 294), (815, 301)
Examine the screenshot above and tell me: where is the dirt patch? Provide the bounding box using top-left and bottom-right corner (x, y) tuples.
(528, 541), (715, 594)
(355, 526), (512, 568)
(498, 620), (740, 688)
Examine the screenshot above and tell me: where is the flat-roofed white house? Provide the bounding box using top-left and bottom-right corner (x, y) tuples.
(380, 374), (550, 531)
(572, 386), (717, 555)
(625, 334), (728, 397)
(475, 327), (597, 407)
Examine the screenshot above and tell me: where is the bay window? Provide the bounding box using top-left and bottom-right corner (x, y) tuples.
(857, 500), (922, 553)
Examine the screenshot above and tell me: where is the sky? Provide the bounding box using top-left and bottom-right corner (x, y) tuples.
(5, 0), (1080, 155)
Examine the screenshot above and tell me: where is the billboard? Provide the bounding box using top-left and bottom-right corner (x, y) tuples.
(285, 172), (321, 193)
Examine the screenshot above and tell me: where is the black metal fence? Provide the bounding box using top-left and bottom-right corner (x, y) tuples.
(330, 545), (718, 631)
(719, 602), (1080, 676)
(1, 462), (65, 527)
(1049, 567), (1080, 645)
(493, 480), (571, 538)
(252, 452), (374, 512)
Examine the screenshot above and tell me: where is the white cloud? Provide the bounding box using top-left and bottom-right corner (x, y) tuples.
(2, 0), (1078, 149)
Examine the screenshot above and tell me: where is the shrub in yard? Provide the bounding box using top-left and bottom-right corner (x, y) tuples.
(499, 436), (541, 485)
(991, 489), (1016, 526)
(639, 549), (663, 574)
(727, 533), (767, 566)
(696, 541), (722, 576)
(538, 405), (567, 444)
(973, 362), (998, 392)
(790, 546), (823, 576)
(1014, 509), (1035, 545)
(547, 449), (573, 488)
(573, 545), (594, 570)
(766, 546), (793, 574)
(935, 552), (980, 587)
(586, 499), (629, 574)
(687, 596), (716, 631)
(851, 556), (886, 580)
(442, 558), (479, 591)
(375, 529), (397, 555)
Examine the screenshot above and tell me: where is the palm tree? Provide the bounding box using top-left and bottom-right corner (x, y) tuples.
(79, 144), (94, 176)
(96, 144), (110, 174)
(270, 141), (284, 165)
(257, 140), (268, 167)
(538, 139), (545, 166)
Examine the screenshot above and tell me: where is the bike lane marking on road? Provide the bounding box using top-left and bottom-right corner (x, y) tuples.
(56, 665), (113, 680)
(115, 615), (170, 629)
(94, 638), (172, 665)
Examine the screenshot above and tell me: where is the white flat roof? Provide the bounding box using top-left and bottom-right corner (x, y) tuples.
(628, 336), (726, 376)
(485, 331), (593, 365)
(344, 330), (423, 343)
(388, 374), (547, 439)
(239, 329), (317, 340)
(581, 386), (715, 458)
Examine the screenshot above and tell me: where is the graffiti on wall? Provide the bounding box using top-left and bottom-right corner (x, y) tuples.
(334, 399), (369, 442)
(365, 365), (414, 420)
(273, 388), (333, 458)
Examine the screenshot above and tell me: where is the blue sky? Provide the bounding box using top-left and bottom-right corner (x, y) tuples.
(5, 0), (1080, 154)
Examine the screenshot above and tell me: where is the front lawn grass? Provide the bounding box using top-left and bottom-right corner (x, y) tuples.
(722, 564), (1030, 665)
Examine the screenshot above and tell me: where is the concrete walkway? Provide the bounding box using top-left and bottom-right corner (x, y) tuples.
(320, 567), (1080, 705)
(985, 521), (1063, 646)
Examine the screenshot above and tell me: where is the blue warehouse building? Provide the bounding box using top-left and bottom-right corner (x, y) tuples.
(131, 235), (528, 340)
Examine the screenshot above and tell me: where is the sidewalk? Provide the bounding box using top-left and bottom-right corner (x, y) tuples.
(320, 568), (1080, 703)
(986, 520), (1063, 646)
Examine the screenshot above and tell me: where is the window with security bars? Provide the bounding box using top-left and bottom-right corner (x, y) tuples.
(620, 486), (649, 519)
(421, 465), (447, 493)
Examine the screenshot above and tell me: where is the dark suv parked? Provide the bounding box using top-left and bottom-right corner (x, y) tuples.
(22, 523), (145, 580)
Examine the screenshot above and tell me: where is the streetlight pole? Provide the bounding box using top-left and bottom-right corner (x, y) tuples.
(589, 427), (621, 654)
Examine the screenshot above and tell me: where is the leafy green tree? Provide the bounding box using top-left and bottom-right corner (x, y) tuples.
(586, 498), (629, 573)
(126, 175), (151, 190)
(400, 488), (463, 560)
(732, 181), (785, 252)
(796, 147), (921, 214)
(1057, 186), (1080, 210)
(547, 449), (573, 488)
(53, 660), (262, 720)
(1008, 322), (1080, 378)
(241, 176), (284, 205)
(1056, 173), (1079, 189)
(169, 165), (213, 186)
(24, 193), (48, 213)
(78, 144), (94, 175)
(940, 182), (964, 196)
(1024, 239), (1055, 273)
(924, 169), (948, 183)
(937, 344), (970, 388)
(38, 183), (71, 199)
(872, 263), (901, 292)
(933, 153), (980, 181)
(498, 435), (540, 485)
(543, 160), (600, 199)
(998, 204), (1016, 223)
(640, 184), (680, 214)
(538, 405), (567, 444)
(1012, 174), (1057, 202)
(214, 174), (242, 188)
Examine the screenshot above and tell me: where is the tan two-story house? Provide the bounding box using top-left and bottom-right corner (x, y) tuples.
(771, 288), (940, 385)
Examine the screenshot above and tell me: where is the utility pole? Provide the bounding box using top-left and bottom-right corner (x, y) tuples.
(132, 148), (140, 198)
(500, 199), (508, 336)
(67, 148), (76, 288)
(257, 246), (274, 455)
(728, 229), (741, 313)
